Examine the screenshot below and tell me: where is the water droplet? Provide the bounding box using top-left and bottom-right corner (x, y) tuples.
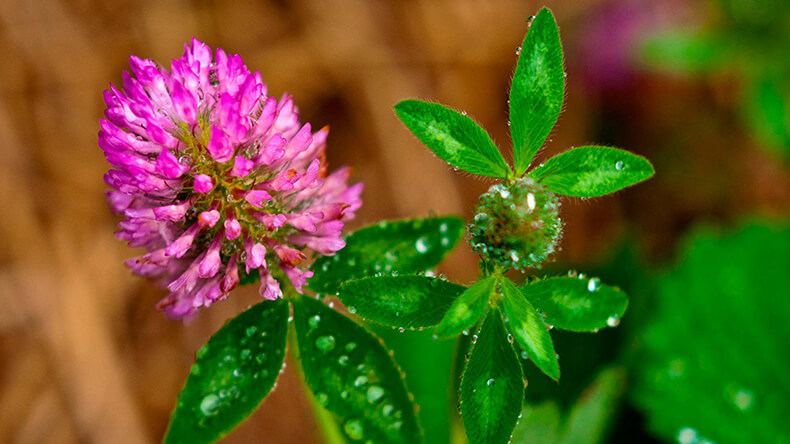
(486, 378), (495, 386)
(526, 193), (536, 211)
(316, 392), (329, 405)
(677, 427), (698, 444)
(200, 393), (220, 416)
(341, 390), (350, 399)
(344, 419), (364, 440)
(462, 330), (469, 336)
(521, 351), (528, 359)
(471, 334), (478, 344)
(730, 388), (755, 411)
(587, 278), (600, 292)
(615, 160), (625, 171)
(515, 46), (522, 55)
(232, 368), (242, 378)
(415, 237), (429, 253)
(354, 376), (368, 387)
(348, 306), (358, 314)
(507, 334), (514, 344)
(345, 342), (357, 352)
(240, 349), (252, 360)
(316, 335), (336, 352)
(509, 250), (520, 263)
(382, 404), (394, 416)
(308, 315), (321, 328)
(398, 327), (405, 333)
(338, 355), (349, 366)
(567, 270), (578, 278)
(245, 326), (258, 337)
(461, 110), (468, 116)
(255, 353), (267, 364)
(432, 334), (438, 340)
(439, 223), (448, 233)
(367, 385), (385, 403)
(440, 237), (450, 247)
(196, 346), (209, 359)
(507, 121), (511, 127)
(606, 315), (620, 327)
(474, 212), (488, 222)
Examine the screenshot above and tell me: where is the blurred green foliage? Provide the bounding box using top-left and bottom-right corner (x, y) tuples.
(632, 222), (790, 443)
(640, 0), (790, 155)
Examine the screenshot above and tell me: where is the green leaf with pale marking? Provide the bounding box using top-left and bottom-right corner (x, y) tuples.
(292, 295), (422, 443)
(460, 308), (524, 444)
(164, 299), (289, 444)
(501, 278), (559, 381)
(523, 276), (628, 332)
(338, 275), (465, 329)
(510, 7), (566, 175)
(309, 216), (464, 293)
(394, 99), (511, 178)
(436, 276), (496, 338)
(529, 146), (654, 197)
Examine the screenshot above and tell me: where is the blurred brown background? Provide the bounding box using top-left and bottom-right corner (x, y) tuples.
(1, 0), (788, 443)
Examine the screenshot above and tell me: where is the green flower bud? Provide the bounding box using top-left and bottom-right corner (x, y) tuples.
(468, 177), (562, 270)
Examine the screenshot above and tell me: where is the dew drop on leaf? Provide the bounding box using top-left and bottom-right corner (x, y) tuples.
(200, 393), (220, 416)
(344, 419), (364, 440)
(615, 160), (625, 170)
(587, 277), (600, 292)
(315, 335), (336, 352)
(366, 385), (385, 403)
(308, 315), (321, 328)
(606, 315), (621, 327)
(354, 376), (368, 387)
(415, 237), (429, 254)
(486, 378), (495, 387)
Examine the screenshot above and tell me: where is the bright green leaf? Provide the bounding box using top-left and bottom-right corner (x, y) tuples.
(510, 7), (565, 175)
(501, 278), (559, 381)
(164, 299), (289, 444)
(529, 146), (654, 197)
(394, 99), (511, 178)
(309, 216), (464, 293)
(511, 402), (562, 444)
(523, 276), (628, 332)
(436, 276), (496, 338)
(292, 295), (422, 443)
(338, 275), (465, 329)
(633, 222), (790, 444)
(461, 308), (524, 444)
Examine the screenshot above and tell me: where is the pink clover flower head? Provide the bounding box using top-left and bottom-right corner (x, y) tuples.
(100, 38), (363, 320)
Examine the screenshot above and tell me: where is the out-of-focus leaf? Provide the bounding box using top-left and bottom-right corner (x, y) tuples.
(743, 74), (790, 154)
(529, 146), (654, 197)
(510, 7), (565, 175)
(309, 216), (464, 293)
(338, 276), (465, 329)
(501, 278), (559, 381)
(523, 276), (628, 332)
(292, 295), (422, 443)
(460, 308), (524, 444)
(165, 299), (289, 444)
(512, 366), (626, 444)
(633, 222), (790, 444)
(639, 30), (729, 74)
(394, 100), (511, 178)
(436, 276), (496, 338)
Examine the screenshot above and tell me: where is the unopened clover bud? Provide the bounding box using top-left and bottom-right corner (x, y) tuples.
(468, 177), (562, 270)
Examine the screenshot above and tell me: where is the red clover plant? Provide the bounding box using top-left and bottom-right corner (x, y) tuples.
(100, 7), (653, 444)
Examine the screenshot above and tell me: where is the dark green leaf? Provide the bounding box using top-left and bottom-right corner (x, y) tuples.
(510, 7), (565, 175)
(338, 275), (465, 329)
(529, 146), (654, 197)
(309, 216), (464, 293)
(394, 99), (511, 178)
(523, 276), (628, 332)
(461, 308), (524, 444)
(292, 295), (422, 443)
(633, 222), (790, 444)
(164, 299), (289, 444)
(501, 278), (559, 381)
(436, 276), (496, 338)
